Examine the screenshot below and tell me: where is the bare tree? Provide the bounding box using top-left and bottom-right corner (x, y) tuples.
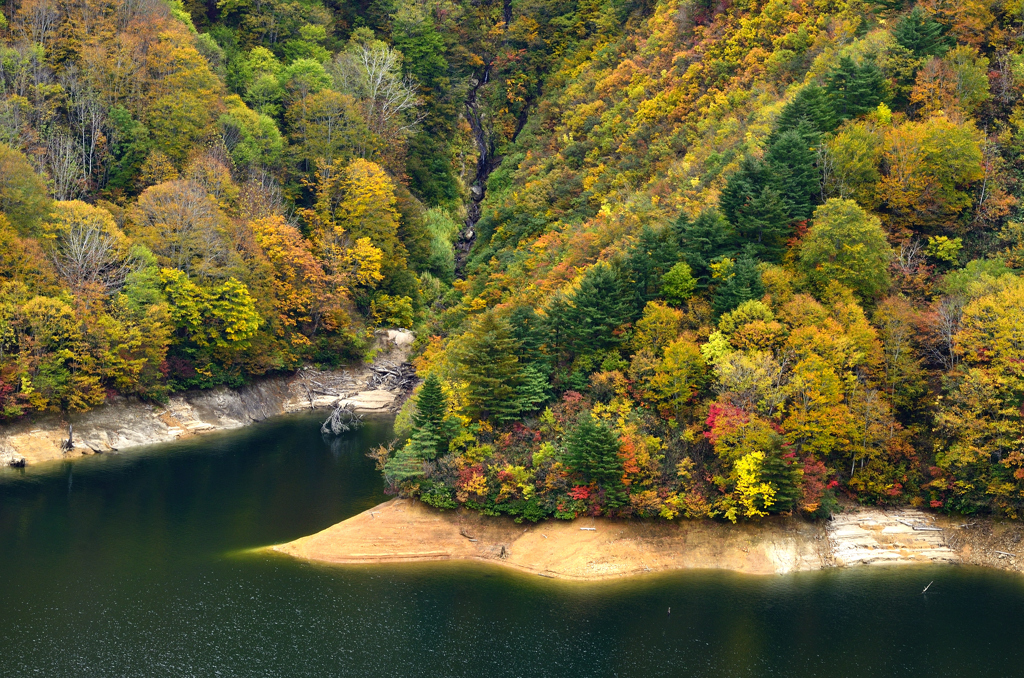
(894, 239), (924, 280)
(921, 295), (964, 372)
(817, 142), (840, 202)
(46, 132), (83, 200)
(47, 202), (137, 295)
(59, 66), (105, 189)
(14, 0), (61, 45)
(240, 168), (285, 221)
(329, 41), (423, 137)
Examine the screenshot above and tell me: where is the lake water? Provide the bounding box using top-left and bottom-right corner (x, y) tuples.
(2, 413), (1023, 677)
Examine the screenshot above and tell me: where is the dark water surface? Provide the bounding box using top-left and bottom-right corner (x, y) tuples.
(1, 414), (1023, 677)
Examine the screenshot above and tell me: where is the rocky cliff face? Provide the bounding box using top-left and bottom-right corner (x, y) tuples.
(0, 330), (415, 467)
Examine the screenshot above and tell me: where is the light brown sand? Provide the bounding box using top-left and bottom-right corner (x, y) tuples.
(272, 498), (829, 580)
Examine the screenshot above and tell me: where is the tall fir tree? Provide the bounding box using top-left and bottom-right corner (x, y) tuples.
(765, 124), (821, 223)
(565, 412), (627, 508)
(508, 304), (548, 367)
(623, 225), (679, 316)
(413, 373), (446, 430)
(408, 373), (450, 458)
(759, 447), (803, 514)
(825, 57), (888, 122)
(674, 208), (736, 285)
(516, 364), (551, 415)
(713, 252), (765, 315)
(560, 262), (631, 355)
(457, 311), (525, 424)
(720, 156), (793, 261)
(774, 85), (837, 138)
(893, 6), (948, 58)
(542, 293), (572, 364)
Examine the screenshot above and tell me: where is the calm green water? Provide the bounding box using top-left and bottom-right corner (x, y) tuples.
(2, 413), (1023, 677)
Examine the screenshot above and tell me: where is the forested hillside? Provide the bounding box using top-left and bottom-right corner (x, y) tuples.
(1, 0), (1023, 520)
(387, 0), (1024, 522)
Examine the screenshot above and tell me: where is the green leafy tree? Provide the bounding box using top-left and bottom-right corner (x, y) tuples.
(393, 5), (458, 205)
(160, 268), (261, 350)
(650, 338), (705, 418)
(660, 262), (697, 306)
(218, 95), (283, 170)
(18, 296), (105, 414)
(799, 199), (893, 300)
(0, 144), (51, 235)
(823, 121), (883, 208)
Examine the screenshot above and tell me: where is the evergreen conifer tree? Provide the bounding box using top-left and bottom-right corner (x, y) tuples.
(720, 156), (793, 261)
(713, 253), (764, 315)
(542, 293), (572, 365)
(408, 373), (450, 458)
(403, 425), (445, 462)
(509, 304), (549, 367)
(413, 373), (446, 431)
(765, 125), (821, 223)
(675, 209), (735, 284)
(561, 262), (631, 355)
(516, 364), (551, 415)
(893, 6), (948, 57)
(720, 155), (770, 227)
(774, 85), (837, 137)
(565, 412), (627, 508)
(384, 445), (427, 484)
(825, 57), (888, 121)
(623, 225), (679, 315)
(759, 447), (803, 513)
(457, 311), (525, 424)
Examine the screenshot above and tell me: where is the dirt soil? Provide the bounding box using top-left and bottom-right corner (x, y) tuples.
(272, 498), (829, 580)
(940, 515), (1024, 573)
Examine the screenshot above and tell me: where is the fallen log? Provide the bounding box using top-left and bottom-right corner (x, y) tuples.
(321, 403), (364, 435)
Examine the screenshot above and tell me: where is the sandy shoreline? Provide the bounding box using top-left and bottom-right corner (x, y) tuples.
(271, 499), (1024, 581)
(273, 498), (828, 580)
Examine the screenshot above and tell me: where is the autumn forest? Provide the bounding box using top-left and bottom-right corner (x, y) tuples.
(1, 0), (1023, 522)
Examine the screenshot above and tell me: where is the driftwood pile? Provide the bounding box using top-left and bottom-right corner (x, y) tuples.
(296, 371), (348, 408)
(368, 362), (416, 392)
(321, 403), (364, 435)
